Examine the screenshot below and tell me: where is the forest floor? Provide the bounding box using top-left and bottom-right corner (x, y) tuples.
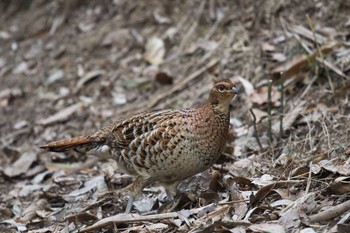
(0, 0), (350, 232)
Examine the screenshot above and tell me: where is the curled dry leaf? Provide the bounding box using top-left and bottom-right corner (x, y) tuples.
(329, 177), (350, 195)
(272, 53), (287, 62)
(66, 175), (108, 198)
(236, 76), (254, 96)
(229, 183), (248, 220)
(133, 198), (156, 213)
(46, 69), (64, 85)
(153, 11), (171, 24)
(75, 70), (106, 93)
(0, 88), (22, 107)
(16, 199), (50, 223)
(251, 181), (301, 207)
(144, 36), (165, 65)
(251, 174), (274, 186)
(3, 152), (37, 177)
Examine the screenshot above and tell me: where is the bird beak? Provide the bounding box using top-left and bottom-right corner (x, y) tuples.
(232, 86), (239, 95)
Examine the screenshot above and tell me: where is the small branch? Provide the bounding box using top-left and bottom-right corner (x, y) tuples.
(309, 200), (350, 223)
(80, 203), (218, 232)
(279, 81), (284, 138)
(306, 14), (334, 93)
(179, 0), (206, 51)
(80, 212), (178, 232)
(267, 80), (273, 142)
(249, 109), (263, 150)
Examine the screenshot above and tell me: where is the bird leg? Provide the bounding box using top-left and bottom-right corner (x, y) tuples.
(156, 180), (183, 212)
(125, 176), (149, 213)
(163, 180), (181, 201)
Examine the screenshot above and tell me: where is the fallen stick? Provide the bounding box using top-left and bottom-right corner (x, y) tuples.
(308, 200), (350, 223)
(80, 203), (217, 232)
(80, 212), (179, 232)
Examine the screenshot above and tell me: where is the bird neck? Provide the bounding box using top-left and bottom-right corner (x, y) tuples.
(204, 99), (231, 116)
(203, 102), (230, 119)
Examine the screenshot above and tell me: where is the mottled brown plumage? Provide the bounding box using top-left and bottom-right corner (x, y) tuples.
(40, 79), (238, 212)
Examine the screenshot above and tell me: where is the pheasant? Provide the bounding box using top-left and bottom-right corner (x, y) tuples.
(40, 79), (238, 213)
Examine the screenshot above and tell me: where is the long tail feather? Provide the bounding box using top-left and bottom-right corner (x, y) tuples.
(40, 136), (100, 153)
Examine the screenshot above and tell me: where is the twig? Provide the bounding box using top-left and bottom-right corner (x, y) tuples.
(179, 0), (206, 51)
(306, 14), (334, 93)
(204, 16), (222, 40)
(267, 80), (273, 142)
(249, 109), (263, 150)
(80, 212), (179, 232)
(279, 81), (284, 138)
(300, 75), (318, 99)
(320, 119), (331, 152)
(80, 203), (218, 232)
(309, 200), (350, 223)
(305, 161), (312, 193)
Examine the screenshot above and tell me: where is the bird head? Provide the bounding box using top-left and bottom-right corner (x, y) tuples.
(207, 79), (239, 113)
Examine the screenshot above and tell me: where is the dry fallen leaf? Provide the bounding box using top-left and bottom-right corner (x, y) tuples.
(75, 70), (106, 93)
(249, 223), (285, 233)
(329, 177), (350, 194)
(144, 36), (165, 65)
(271, 44), (335, 80)
(37, 102), (84, 126)
(250, 86), (281, 106)
(16, 199), (50, 223)
(3, 152), (37, 177)
(236, 76), (254, 96)
(155, 71), (174, 85)
(260, 42), (276, 52)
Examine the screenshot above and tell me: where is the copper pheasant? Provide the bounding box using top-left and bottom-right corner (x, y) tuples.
(40, 79), (238, 213)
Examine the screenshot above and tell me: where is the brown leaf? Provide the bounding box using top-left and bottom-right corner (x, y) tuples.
(251, 181), (301, 207)
(155, 72), (174, 85)
(329, 177), (350, 195)
(271, 44), (335, 80)
(65, 212), (99, 223)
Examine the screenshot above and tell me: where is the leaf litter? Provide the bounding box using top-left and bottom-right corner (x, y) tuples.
(0, 0), (350, 232)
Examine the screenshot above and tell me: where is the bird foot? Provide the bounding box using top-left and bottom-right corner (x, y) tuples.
(125, 195), (134, 213)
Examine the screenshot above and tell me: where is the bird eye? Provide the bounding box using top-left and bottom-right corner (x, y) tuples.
(217, 85), (226, 92)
